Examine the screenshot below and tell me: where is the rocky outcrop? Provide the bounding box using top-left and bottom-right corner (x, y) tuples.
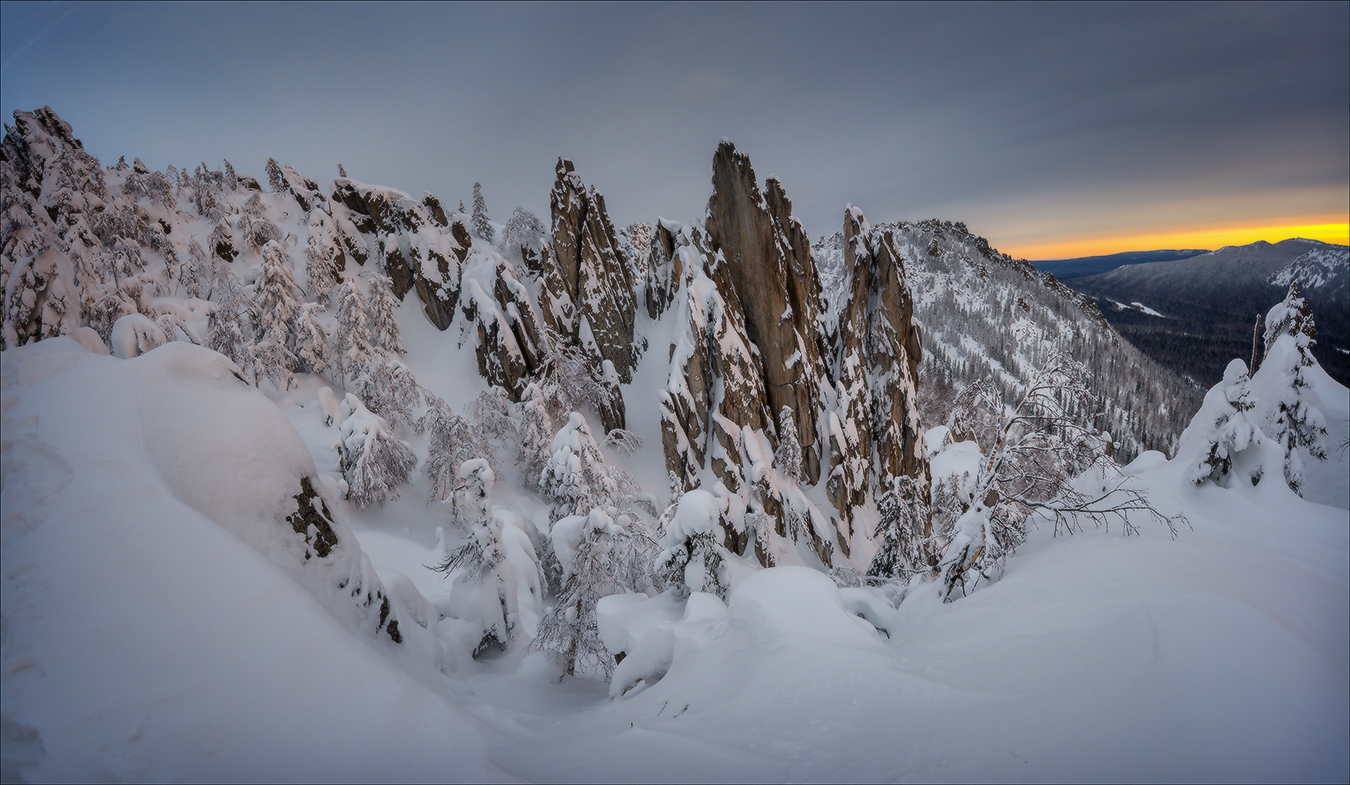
(657, 224), (772, 494)
(704, 142), (827, 484)
(329, 178), (469, 330)
(828, 207), (930, 540)
(548, 159), (638, 383)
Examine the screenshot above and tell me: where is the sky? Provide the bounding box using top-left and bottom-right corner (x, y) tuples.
(1, 2), (1346, 259)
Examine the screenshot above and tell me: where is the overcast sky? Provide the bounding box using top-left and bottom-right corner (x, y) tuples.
(2, 2), (1346, 258)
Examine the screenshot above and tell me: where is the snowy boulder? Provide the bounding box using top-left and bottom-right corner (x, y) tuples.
(109, 313), (169, 359)
(607, 567), (884, 699)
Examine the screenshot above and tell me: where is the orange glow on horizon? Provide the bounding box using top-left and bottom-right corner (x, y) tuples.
(1006, 220), (1350, 261)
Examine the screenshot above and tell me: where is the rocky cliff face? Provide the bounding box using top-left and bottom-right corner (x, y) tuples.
(650, 145), (930, 566)
(547, 159), (639, 385)
(828, 207), (930, 541)
(2, 107), (939, 574)
(704, 143), (828, 485)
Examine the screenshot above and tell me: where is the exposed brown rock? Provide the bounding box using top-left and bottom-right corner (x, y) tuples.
(704, 142), (825, 484)
(548, 159), (638, 383)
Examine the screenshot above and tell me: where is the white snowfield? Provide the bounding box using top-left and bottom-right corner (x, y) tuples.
(3, 337), (1346, 783)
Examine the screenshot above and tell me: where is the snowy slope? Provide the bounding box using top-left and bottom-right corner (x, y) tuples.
(816, 220), (1200, 460)
(4, 338), (1347, 782)
(3, 108), (1348, 783)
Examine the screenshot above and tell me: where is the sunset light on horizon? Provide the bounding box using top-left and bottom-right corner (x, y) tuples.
(1004, 218), (1350, 261)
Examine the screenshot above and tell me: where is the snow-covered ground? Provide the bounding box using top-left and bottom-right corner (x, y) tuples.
(3, 336), (1346, 783)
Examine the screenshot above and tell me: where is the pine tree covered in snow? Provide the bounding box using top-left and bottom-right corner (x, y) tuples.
(338, 394), (416, 509)
(435, 459), (516, 654)
(1253, 283), (1329, 495)
(471, 182), (493, 243)
(365, 268), (402, 357)
(293, 302), (328, 375)
(1176, 359), (1268, 487)
(204, 272), (253, 376)
(535, 507), (649, 677)
(303, 211), (341, 305)
(252, 240), (301, 387)
(867, 476), (931, 579)
(515, 383), (555, 492)
(654, 489), (730, 599)
(503, 207), (545, 257)
(330, 281), (374, 387)
(540, 412), (616, 517)
(421, 398), (491, 503)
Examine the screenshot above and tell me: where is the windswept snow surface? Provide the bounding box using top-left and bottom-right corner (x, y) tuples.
(3, 338), (1348, 783)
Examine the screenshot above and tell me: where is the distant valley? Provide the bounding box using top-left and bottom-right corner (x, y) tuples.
(1036, 239), (1350, 387)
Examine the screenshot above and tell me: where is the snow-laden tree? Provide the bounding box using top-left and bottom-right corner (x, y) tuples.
(421, 398), (491, 503)
(773, 405), (804, 483)
(515, 383), (554, 491)
(303, 211), (341, 304)
(359, 359), (422, 432)
(252, 241), (301, 387)
(867, 476), (931, 580)
(338, 393), (416, 509)
(654, 488), (730, 600)
(204, 272), (253, 375)
(294, 302), (328, 375)
(471, 182), (493, 243)
(935, 355), (1181, 601)
(467, 386), (518, 456)
(535, 507), (651, 677)
(1175, 359), (1269, 487)
(540, 412), (616, 517)
(503, 207), (545, 258)
(330, 281), (375, 387)
(435, 459), (516, 654)
(365, 268), (403, 357)
(1252, 283), (1328, 495)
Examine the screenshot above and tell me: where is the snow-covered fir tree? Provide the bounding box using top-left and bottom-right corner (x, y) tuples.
(330, 281), (374, 387)
(535, 507), (649, 677)
(338, 393), (417, 509)
(1252, 283), (1329, 495)
(867, 476), (930, 580)
(204, 272), (253, 376)
(252, 240), (301, 387)
(1175, 359), (1269, 487)
(540, 412), (616, 518)
(365, 267), (402, 357)
(515, 383), (554, 492)
(303, 210), (341, 304)
(435, 459), (516, 654)
(471, 182), (493, 243)
(421, 398), (491, 502)
(654, 488), (730, 600)
(293, 302), (328, 375)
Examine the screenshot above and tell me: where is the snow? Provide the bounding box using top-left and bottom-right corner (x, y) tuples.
(3, 337), (1348, 781)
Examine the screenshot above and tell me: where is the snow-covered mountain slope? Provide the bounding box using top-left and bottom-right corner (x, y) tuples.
(816, 219), (1201, 460)
(1069, 239), (1350, 387)
(3, 337), (1345, 782)
(4, 107), (1348, 782)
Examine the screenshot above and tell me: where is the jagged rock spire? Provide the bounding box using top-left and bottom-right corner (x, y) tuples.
(704, 141), (828, 484)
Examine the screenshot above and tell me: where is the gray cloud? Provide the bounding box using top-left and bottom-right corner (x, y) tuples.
(2, 2), (1345, 255)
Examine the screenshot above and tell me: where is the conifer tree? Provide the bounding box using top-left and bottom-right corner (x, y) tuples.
(252, 241), (301, 386)
(471, 182), (494, 243)
(540, 412), (615, 517)
(1253, 283), (1329, 494)
(365, 268), (403, 356)
(330, 281), (374, 387)
(339, 394), (416, 509)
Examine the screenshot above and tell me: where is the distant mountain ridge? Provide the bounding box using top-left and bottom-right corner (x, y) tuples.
(1066, 238), (1350, 387)
(1032, 249), (1210, 279)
